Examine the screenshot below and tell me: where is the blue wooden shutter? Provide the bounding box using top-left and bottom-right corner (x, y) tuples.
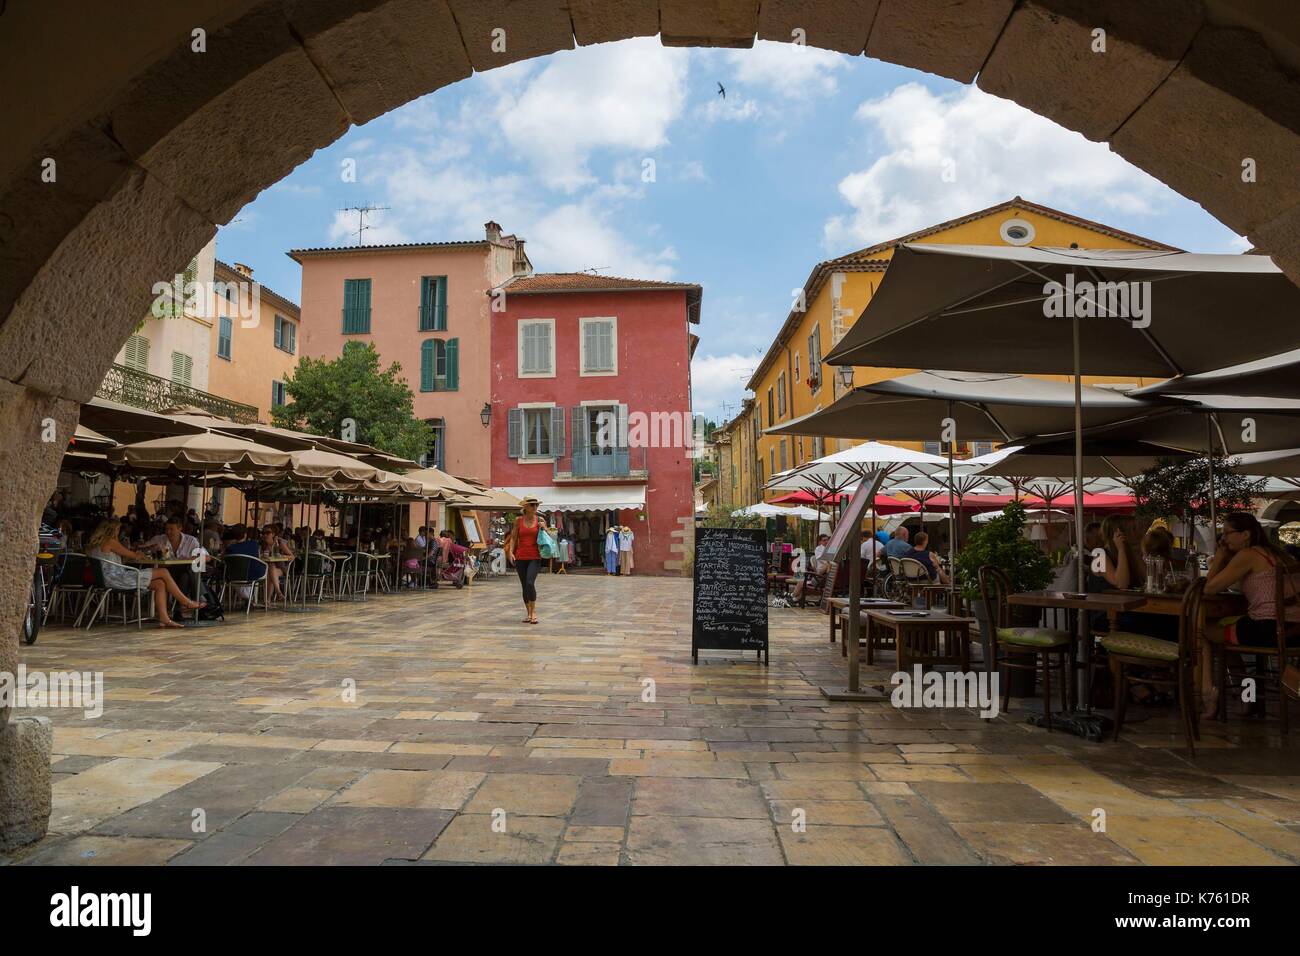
(616, 403), (629, 450)
(507, 408), (521, 458)
(445, 337), (458, 390)
(420, 340), (434, 391)
(550, 406), (566, 458)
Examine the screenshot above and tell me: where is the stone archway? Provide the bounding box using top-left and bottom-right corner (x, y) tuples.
(2, 0), (1299, 847)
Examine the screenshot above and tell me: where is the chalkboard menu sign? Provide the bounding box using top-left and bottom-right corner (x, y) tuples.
(692, 527), (769, 664)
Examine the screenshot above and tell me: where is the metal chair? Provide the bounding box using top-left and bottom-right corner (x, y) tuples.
(48, 553), (92, 624)
(82, 558), (149, 629)
(220, 554), (267, 614)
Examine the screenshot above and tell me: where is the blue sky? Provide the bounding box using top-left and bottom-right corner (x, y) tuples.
(217, 38), (1246, 423)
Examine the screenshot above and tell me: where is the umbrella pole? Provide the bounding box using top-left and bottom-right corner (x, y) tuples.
(947, 401), (955, 612)
(285, 484), (320, 614)
(1206, 413), (1217, 549)
(424, 497), (431, 591)
(1071, 311), (1090, 712)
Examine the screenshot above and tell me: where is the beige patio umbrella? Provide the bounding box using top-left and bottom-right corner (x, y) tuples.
(401, 466), (489, 500)
(109, 431), (292, 472)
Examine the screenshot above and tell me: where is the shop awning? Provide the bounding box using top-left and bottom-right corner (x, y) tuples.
(502, 485), (647, 513)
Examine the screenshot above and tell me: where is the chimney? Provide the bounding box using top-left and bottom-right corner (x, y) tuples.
(513, 239), (531, 277)
(233, 262), (254, 278)
(484, 221), (502, 243)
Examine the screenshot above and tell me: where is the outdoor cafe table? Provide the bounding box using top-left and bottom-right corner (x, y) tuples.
(827, 596), (906, 648)
(864, 608), (975, 673)
(127, 555), (212, 626)
(1007, 590), (1146, 728)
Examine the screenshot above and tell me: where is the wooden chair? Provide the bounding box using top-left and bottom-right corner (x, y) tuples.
(1102, 579), (1203, 755)
(1207, 561), (1300, 735)
(977, 565), (1071, 729)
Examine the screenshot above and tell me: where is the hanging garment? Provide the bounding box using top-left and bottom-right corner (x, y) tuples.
(619, 528), (634, 574)
(605, 528), (620, 574)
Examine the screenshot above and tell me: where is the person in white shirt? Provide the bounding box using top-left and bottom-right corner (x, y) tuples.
(145, 518), (200, 559)
(793, 534), (832, 604)
(861, 534), (884, 566)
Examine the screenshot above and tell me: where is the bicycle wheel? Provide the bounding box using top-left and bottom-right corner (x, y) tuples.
(23, 567), (44, 645)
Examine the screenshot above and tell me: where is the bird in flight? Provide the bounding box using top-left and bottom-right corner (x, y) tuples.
(717, 82), (726, 99)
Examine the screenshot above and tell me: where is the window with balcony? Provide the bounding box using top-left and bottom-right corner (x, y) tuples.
(580, 317), (617, 375)
(123, 334), (150, 372)
(518, 319), (555, 377)
(419, 276), (447, 331)
(170, 351), (193, 386)
(420, 338), (459, 391)
(342, 278), (372, 334)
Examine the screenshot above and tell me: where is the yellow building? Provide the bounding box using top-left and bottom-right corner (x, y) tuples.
(207, 260), (301, 422)
(744, 197), (1180, 497)
(713, 397), (760, 509)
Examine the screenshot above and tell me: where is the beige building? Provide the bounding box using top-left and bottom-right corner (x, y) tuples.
(207, 259), (300, 422)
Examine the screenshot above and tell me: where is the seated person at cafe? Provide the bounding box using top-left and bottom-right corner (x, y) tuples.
(861, 532), (884, 569)
(145, 517), (201, 559)
(1200, 512), (1300, 717)
(792, 534), (832, 603)
(225, 526), (267, 599)
(884, 526), (911, 559)
(259, 526), (290, 600)
(904, 531), (949, 586)
(438, 530), (468, 589)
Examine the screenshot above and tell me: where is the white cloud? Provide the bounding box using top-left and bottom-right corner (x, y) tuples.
(823, 83), (1175, 250)
(697, 94), (760, 123)
(691, 352), (759, 419)
(327, 208), (408, 246)
(529, 203), (679, 280)
(725, 40), (846, 99)
(495, 39), (689, 192)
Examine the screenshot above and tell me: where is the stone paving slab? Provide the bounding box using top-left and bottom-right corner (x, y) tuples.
(9, 575), (1300, 865)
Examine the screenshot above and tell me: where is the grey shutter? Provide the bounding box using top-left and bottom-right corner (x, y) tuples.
(571, 405), (584, 455)
(617, 403), (629, 450)
(507, 408), (521, 458)
(521, 324), (536, 373)
(550, 406), (566, 458)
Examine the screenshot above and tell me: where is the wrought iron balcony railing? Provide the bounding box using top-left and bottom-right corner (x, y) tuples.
(97, 363), (260, 423)
(554, 446), (648, 481)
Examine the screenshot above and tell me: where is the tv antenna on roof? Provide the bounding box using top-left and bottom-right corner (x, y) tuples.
(582, 266), (609, 274)
(341, 203), (390, 245)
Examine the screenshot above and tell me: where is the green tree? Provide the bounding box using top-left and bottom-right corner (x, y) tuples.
(1130, 455), (1263, 528)
(272, 342), (433, 462)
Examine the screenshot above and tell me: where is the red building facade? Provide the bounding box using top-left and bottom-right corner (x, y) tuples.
(489, 274), (701, 575)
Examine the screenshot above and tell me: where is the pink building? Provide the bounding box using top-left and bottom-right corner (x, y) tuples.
(490, 274), (702, 575)
(291, 222), (532, 487)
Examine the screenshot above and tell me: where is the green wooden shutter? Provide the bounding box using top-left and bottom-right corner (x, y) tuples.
(507, 408), (521, 458)
(171, 351), (193, 385)
(419, 277), (435, 331)
(436, 277), (448, 331)
(445, 337), (458, 390)
(123, 334), (150, 371)
(420, 340), (434, 391)
(343, 278), (371, 333)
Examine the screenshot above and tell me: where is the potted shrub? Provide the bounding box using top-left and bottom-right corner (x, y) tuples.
(955, 502), (1053, 687)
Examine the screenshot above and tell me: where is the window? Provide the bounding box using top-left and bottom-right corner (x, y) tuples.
(580, 317), (617, 375)
(807, 326), (822, 392)
(777, 371), (787, 417)
(507, 406), (564, 459)
(518, 319), (555, 377)
(217, 316), (232, 360)
(423, 418), (445, 470)
(766, 387), (774, 426)
(779, 440), (787, 472)
(342, 278), (371, 334)
(271, 380), (287, 408)
(123, 334), (150, 372)
(274, 314), (296, 354)
(170, 351), (193, 386)
(811, 435), (824, 459)
(923, 441), (943, 456)
(420, 338), (459, 391)
(769, 447), (775, 477)
(972, 441), (995, 458)
(419, 276), (447, 331)
(794, 353), (800, 387)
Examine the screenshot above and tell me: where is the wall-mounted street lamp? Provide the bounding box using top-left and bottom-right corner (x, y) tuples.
(480, 402), (492, 427)
(836, 366), (855, 390)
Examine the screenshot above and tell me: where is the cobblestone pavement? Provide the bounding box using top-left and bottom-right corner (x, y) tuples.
(6, 574), (1300, 865)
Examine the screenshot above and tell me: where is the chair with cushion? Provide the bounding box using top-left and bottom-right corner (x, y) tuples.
(1206, 561), (1300, 735)
(977, 565), (1072, 729)
(1102, 579), (1202, 754)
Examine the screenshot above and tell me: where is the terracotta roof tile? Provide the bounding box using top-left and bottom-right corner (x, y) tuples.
(504, 272), (701, 294)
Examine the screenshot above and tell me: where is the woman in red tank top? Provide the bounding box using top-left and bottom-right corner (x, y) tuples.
(506, 496), (549, 624)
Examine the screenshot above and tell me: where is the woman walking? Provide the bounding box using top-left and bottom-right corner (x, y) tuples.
(86, 519), (205, 628)
(505, 496), (549, 624)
